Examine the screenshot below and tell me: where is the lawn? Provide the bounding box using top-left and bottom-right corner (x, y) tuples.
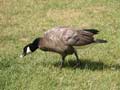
(0, 0), (120, 90)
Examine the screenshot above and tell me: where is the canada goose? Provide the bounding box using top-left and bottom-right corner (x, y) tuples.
(20, 26), (107, 68)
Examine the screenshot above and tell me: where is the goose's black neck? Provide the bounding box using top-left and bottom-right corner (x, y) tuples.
(30, 38), (40, 52)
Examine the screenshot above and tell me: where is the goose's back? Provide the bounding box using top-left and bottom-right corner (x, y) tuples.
(44, 26), (75, 42)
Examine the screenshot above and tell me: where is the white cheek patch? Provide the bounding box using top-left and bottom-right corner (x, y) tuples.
(26, 47), (31, 53)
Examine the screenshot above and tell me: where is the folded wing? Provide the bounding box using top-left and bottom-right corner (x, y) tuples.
(63, 29), (97, 46)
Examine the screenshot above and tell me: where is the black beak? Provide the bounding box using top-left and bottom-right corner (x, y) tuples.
(20, 52), (26, 58)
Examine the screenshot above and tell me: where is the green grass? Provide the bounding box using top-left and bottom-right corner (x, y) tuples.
(0, 0), (120, 90)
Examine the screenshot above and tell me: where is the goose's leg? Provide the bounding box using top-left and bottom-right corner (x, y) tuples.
(60, 55), (66, 68)
(74, 49), (81, 67)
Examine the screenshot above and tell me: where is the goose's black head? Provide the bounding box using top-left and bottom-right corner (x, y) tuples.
(20, 38), (40, 58)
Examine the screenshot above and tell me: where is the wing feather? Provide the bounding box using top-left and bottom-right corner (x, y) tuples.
(44, 27), (96, 46)
(64, 30), (95, 46)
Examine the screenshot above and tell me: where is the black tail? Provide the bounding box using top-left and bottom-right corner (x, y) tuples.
(94, 39), (107, 43)
(84, 29), (99, 34)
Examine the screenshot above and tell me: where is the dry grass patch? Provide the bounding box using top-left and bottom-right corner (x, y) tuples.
(47, 9), (84, 24)
(46, 8), (92, 28)
(85, 5), (110, 13)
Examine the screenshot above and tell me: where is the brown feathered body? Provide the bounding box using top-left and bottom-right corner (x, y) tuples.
(39, 27), (96, 56)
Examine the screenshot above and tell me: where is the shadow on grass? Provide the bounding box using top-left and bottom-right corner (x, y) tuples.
(53, 59), (120, 71)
